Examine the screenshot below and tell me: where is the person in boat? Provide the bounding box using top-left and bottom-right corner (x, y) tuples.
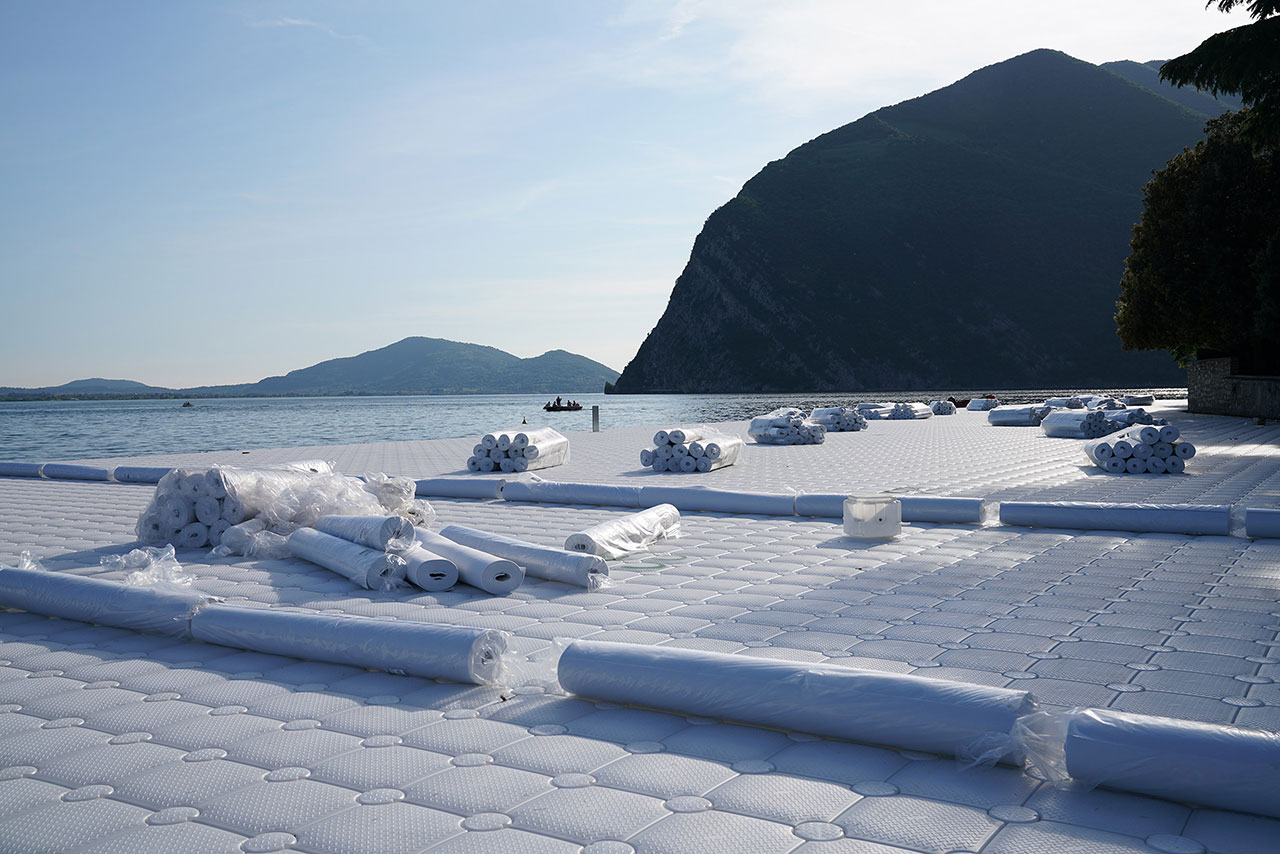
(555, 396), (562, 407)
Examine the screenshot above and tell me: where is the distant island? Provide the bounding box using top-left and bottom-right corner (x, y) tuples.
(0, 337), (620, 401)
(614, 50), (1239, 393)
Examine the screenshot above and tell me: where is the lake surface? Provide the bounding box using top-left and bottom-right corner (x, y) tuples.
(0, 388), (1186, 461)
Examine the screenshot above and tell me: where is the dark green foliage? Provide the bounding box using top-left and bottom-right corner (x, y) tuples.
(615, 51), (1209, 393)
(1117, 112), (1280, 371)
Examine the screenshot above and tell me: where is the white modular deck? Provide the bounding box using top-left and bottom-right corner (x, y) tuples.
(0, 404), (1277, 853)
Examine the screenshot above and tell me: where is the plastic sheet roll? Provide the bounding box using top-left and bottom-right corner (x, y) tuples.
(500, 479), (643, 508)
(190, 605), (507, 684)
(1145, 457), (1167, 474)
(1125, 425), (1161, 445)
(400, 544), (459, 591)
(1082, 438), (1113, 464)
(793, 493), (983, 523)
(965, 398), (1000, 411)
(564, 504), (681, 559)
(0, 566), (213, 637)
(194, 496), (222, 526)
(521, 431), (571, 470)
(987, 406), (1050, 427)
(287, 528), (406, 590)
(999, 501), (1230, 535)
(1015, 707), (1280, 819)
(438, 524), (607, 588)
(1158, 424), (1180, 443)
(1103, 457), (1126, 474)
(639, 485), (794, 517)
(556, 641), (1035, 758)
(415, 477), (505, 500)
(161, 496), (195, 529)
(0, 462), (45, 478)
(222, 496), (247, 525)
(414, 527), (522, 595)
(175, 522), (209, 549)
(1246, 508), (1280, 539)
(1165, 456), (1186, 474)
(1174, 441), (1196, 459)
(41, 463), (111, 481)
(315, 515), (414, 551)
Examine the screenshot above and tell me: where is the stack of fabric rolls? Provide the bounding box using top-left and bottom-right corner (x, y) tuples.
(809, 406), (869, 431)
(929, 400), (957, 415)
(988, 405), (1053, 427)
(748, 407), (827, 444)
(466, 427), (570, 474)
(641, 427), (745, 472)
(857, 403), (894, 420)
(1083, 423), (1195, 474)
(966, 397), (1001, 411)
(1040, 409), (1117, 439)
(887, 402), (934, 420)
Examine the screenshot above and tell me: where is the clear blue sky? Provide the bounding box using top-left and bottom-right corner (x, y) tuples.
(0, 1), (1246, 387)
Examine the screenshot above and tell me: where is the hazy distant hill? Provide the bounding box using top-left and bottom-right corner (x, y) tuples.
(1101, 59), (1242, 117)
(614, 50), (1232, 393)
(0, 338), (618, 399)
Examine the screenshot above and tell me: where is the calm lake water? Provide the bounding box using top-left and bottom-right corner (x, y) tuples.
(0, 388), (1186, 461)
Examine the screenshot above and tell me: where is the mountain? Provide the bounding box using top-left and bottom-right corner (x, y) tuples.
(614, 50), (1229, 393)
(1101, 59), (1242, 117)
(0, 338), (618, 399)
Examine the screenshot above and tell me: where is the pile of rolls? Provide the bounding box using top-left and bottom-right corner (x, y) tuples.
(641, 427), (744, 473)
(466, 427), (569, 474)
(748, 408), (827, 445)
(930, 400), (957, 415)
(1083, 423), (1196, 474)
(988, 405), (1053, 427)
(1041, 409), (1118, 439)
(809, 406), (869, 431)
(888, 402), (934, 420)
(966, 397), (1001, 411)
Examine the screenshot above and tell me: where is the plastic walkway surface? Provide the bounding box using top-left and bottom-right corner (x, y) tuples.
(0, 409), (1276, 852)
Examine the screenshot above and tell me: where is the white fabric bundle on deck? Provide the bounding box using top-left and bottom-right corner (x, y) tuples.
(286, 528), (407, 590)
(1081, 424), (1194, 475)
(564, 504), (681, 559)
(1043, 397), (1084, 409)
(643, 426), (744, 473)
(748, 407), (827, 445)
(414, 527), (523, 595)
(856, 402), (894, 420)
(987, 405), (1052, 427)
(399, 544), (459, 591)
(1014, 707), (1280, 818)
(966, 397), (1000, 411)
(1040, 409), (1113, 439)
(1122, 392), (1156, 406)
(887, 402), (933, 420)
(808, 406), (868, 431)
(467, 427), (570, 474)
(438, 524), (608, 589)
(315, 514), (414, 551)
(554, 640), (1035, 759)
(190, 605), (507, 684)
(929, 400), (957, 415)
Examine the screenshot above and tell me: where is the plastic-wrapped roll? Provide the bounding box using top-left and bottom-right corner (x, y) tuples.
(0, 566), (213, 637)
(1151, 441), (1173, 459)
(0, 462), (46, 478)
(653, 430), (670, 446)
(177, 471), (203, 500)
(1158, 424), (1180, 443)
(1104, 458), (1126, 474)
(466, 457), (483, 472)
(209, 518), (231, 546)
(161, 497), (195, 529)
(415, 477), (505, 500)
(522, 430), (571, 469)
(222, 496), (246, 525)
(200, 469), (227, 499)
(473, 444), (486, 457)
(1015, 708), (1280, 818)
(1082, 439), (1113, 463)
(218, 519), (268, 555)
(499, 458), (515, 474)
(565, 504), (681, 559)
(652, 459), (665, 473)
(414, 527), (522, 595)
(998, 501), (1229, 535)
(1174, 442), (1196, 459)
(556, 641), (1035, 758)
(400, 544), (459, 591)
(513, 427), (562, 450)
(1166, 456), (1186, 474)
(478, 457), (496, 473)
(112, 465), (172, 484)
(287, 528), (406, 590)
(488, 448), (505, 461)
(500, 480), (642, 509)
(1145, 457), (1167, 474)
(438, 524), (606, 588)
(481, 434), (498, 450)
(1125, 458), (1145, 474)
(194, 496), (222, 526)
(190, 605), (507, 684)
(175, 522), (209, 549)
(640, 449), (654, 467)
(667, 428), (702, 445)
(42, 463), (111, 481)
(137, 513), (166, 545)
(1130, 443), (1153, 460)
(639, 486), (793, 516)
(315, 515), (414, 551)
(1111, 439), (1133, 459)
(1127, 425), (1161, 445)
(1246, 508), (1280, 538)
(679, 456), (696, 472)
(512, 457), (529, 473)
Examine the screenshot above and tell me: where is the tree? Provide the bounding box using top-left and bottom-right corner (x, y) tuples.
(1160, 1), (1280, 143)
(1116, 112), (1280, 371)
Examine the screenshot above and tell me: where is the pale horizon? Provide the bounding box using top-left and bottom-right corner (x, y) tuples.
(0, 1), (1248, 388)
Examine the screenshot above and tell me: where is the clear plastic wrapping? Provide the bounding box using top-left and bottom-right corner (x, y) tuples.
(644, 425), (744, 473)
(438, 524), (608, 589)
(748, 408), (827, 445)
(809, 406), (869, 431)
(929, 400), (957, 415)
(501, 477), (642, 508)
(414, 527), (523, 595)
(966, 397), (1001, 411)
(315, 515), (414, 551)
(100, 544), (194, 587)
(467, 427), (570, 474)
(887, 402), (934, 420)
(286, 528), (407, 590)
(999, 501), (1229, 535)
(564, 504), (681, 559)
(1040, 409), (1113, 439)
(987, 405), (1052, 427)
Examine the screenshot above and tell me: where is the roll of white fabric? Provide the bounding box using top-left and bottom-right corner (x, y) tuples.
(556, 641), (1035, 758)
(928, 401), (957, 416)
(400, 544), (459, 591)
(1145, 457), (1168, 474)
(668, 428), (702, 445)
(1125, 458), (1146, 474)
(1082, 438), (1114, 463)
(1014, 707), (1280, 818)
(1175, 441), (1196, 459)
(200, 469), (228, 499)
(1152, 441), (1173, 459)
(189, 605), (506, 684)
(999, 501), (1229, 535)
(1111, 439), (1134, 459)
(1130, 443), (1153, 460)
(315, 515), (414, 551)
(177, 472), (203, 500)
(966, 398), (1000, 411)
(161, 496), (195, 529)
(497, 434), (512, 452)
(136, 513), (166, 545)
(478, 457), (496, 473)
(438, 524), (607, 588)
(414, 527), (523, 595)
(473, 444), (487, 457)
(287, 528), (406, 590)
(175, 522), (209, 549)
(988, 406), (1048, 427)
(672, 443), (689, 457)
(217, 519), (268, 555)
(194, 496), (222, 526)
(416, 477), (506, 500)
(653, 430), (670, 446)
(640, 449), (654, 467)
(42, 463), (111, 481)
(112, 465), (173, 484)
(704, 435), (744, 463)
(482, 434), (498, 450)
(522, 430), (570, 470)
(679, 456), (697, 472)
(499, 458), (516, 474)
(564, 504), (681, 559)
(512, 457), (530, 473)
(1158, 424), (1180, 443)
(0, 565), (214, 637)
(515, 427), (564, 450)
(1166, 456), (1186, 474)
(209, 518), (230, 547)
(488, 448), (505, 461)
(1123, 393), (1156, 406)
(638, 486), (794, 516)
(1126, 425), (1161, 445)
(467, 457), (483, 472)
(652, 459), (666, 473)
(1104, 458), (1126, 474)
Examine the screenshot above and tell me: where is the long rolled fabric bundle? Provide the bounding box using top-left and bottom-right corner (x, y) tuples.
(398, 544), (459, 591)
(1014, 708), (1280, 818)
(190, 605), (507, 684)
(437, 524), (607, 588)
(988, 405), (1051, 427)
(467, 428), (569, 475)
(929, 400), (956, 415)
(315, 514), (414, 551)
(194, 496), (222, 526)
(555, 641), (1035, 758)
(286, 528), (406, 590)
(0, 566), (214, 637)
(1041, 410), (1112, 439)
(1044, 397), (1084, 408)
(41, 463), (111, 481)
(0, 462), (45, 478)
(793, 493), (983, 523)
(966, 398), (1000, 411)
(887, 402), (933, 420)
(999, 501), (1229, 535)
(1085, 424), (1195, 475)
(749, 408), (826, 445)
(501, 479), (642, 508)
(638, 485), (794, 516)
(1246, 508), (1280, 538)
(1082, 437), (1113, 464)
(644, 427), (744, 473)
(414, 527), (523, 595)
(415, 477), (506, 500)
(564, 504), (681, 559)
(1122, 393), (1156, 406)
(810, 406), (870, 431)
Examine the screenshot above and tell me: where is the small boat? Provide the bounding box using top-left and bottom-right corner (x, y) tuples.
(544, 403), (583, 412)
(181, 401), (194, 408)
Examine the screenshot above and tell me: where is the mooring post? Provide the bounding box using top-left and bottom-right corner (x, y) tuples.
(592, 405), (600, 432)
